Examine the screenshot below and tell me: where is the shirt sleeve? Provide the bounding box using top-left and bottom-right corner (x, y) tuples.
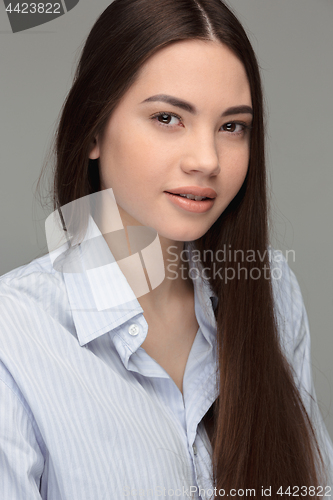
(272, 252), (333, 489)
(0, 371), (45, 499)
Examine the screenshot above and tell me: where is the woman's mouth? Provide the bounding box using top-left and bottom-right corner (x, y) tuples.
(164, 191), (215, 213)
(176, 193), (209, 201)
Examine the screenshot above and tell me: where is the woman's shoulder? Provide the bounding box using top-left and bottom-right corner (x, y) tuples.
(1, 251), (61, 287)
(268, 248), (321, 409)
(0, 253), (67, 329)
(269, 247), (303, 312)
(268, 247), (309, 362)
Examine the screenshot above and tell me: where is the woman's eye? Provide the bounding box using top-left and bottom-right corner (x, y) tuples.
(221, 122), (247, 134)
(152, 112), (182, 127)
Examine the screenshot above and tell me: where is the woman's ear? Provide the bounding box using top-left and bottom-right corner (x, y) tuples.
(89, 137), (100, 160)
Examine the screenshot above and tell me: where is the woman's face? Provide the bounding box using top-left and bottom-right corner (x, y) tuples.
(90, 39), (252, 242)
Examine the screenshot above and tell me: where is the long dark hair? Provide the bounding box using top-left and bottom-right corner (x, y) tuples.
(52, 0), (326, 494)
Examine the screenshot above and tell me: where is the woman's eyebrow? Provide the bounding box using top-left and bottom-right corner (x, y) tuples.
(141, 94), (196, 113)
(141, 94), (253, 117)
(221, 105), (253, 117)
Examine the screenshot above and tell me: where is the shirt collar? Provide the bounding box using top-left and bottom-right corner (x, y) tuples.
(55, 216), (217, 347)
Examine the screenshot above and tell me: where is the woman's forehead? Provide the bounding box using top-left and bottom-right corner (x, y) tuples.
(121, 39), (252, 111)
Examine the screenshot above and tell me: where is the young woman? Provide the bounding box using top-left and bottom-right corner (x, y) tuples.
(0, 0), (332, 498)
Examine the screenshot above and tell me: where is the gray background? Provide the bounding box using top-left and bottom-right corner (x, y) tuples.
(0, 0), (332, 439)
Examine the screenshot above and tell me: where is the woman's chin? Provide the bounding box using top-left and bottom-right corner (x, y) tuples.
(157, 227), (209, 244)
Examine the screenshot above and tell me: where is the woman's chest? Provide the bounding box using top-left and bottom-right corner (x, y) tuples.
(28, 353), (197, 498)
(139, 301), (200, 394)
(140, 322), (200, 394)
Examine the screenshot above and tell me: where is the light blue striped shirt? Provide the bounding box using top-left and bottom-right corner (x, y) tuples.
(0, 218), (332, 499)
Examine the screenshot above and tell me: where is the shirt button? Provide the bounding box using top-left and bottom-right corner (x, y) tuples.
(192, 443), (197, 455)
(128, 323), (140, 336)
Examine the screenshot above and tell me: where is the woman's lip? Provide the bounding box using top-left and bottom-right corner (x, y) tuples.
(164, 192), (215, 213)
(165, 186), (217, 198)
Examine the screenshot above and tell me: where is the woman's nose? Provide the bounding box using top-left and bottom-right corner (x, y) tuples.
(180, 131), (220, 177)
